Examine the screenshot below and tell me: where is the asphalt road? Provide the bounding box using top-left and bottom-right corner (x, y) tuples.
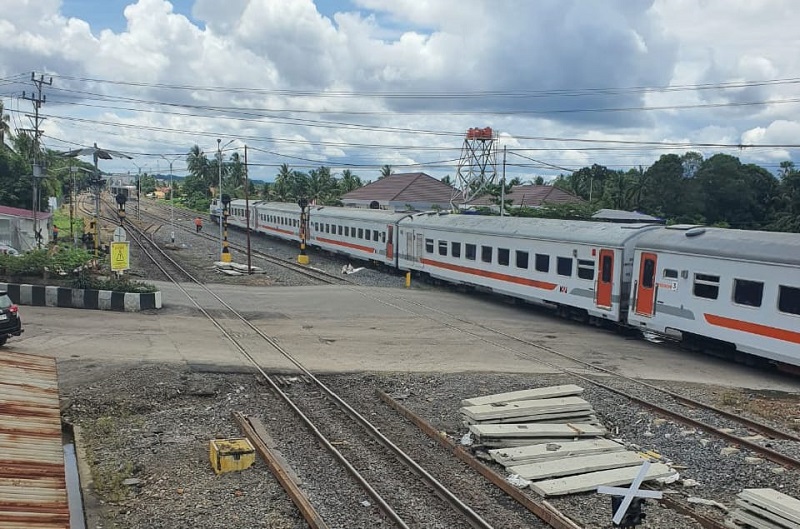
(8, 281), (800, 392)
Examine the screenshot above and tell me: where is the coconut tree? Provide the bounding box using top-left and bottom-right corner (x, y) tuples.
(379, 164), (393, 179)
(339, 169), (363, 193)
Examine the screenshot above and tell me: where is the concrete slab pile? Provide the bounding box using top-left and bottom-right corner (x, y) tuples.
(727, 488), (800, 529)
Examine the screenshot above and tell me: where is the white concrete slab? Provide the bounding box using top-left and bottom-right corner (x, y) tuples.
(481, 438), (590, 448)
(461, 384), (584, 406)
(740, 489), (800, 526)
(490, 438), (626, 466)
(731, 507), (792, 529)
(461, 396), (592, 421)
(470, 422), (605, 439)
(736, 499), (800, 529)
(529, 463), (674, 497)
(464, 411), (595, 425)
(509, 451), (644, 481)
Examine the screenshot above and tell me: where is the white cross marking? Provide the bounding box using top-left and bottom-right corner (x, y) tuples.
(595, 461), (663, 525)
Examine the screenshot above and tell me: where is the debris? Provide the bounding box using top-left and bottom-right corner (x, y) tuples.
(505, 474), (532, 489)
(123, 478), (142, 486)
(360, 500), (371, 507)
(744, 457), (764, 465)
(720, 447), (740, 456)
(688, 497), (728, 512)
(681, 479), (700, 488)
(460, 432), (473, 446)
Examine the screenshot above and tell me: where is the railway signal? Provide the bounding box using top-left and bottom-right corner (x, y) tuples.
(297, 197), (309, 265)
(221, 194), (232, 263)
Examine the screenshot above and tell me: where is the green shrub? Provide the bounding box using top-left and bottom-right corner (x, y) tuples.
(71, 272), (158, 293)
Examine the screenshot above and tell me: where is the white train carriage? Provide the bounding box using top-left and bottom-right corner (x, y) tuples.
(627, 226), (800, 366)
(397, 213), (660, 322)
(225, 199), (255, 231)
(252, 201), (302, 242)
(308, 207), (408, 265)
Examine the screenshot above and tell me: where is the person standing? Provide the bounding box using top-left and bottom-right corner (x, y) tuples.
(194, 216), (203, 233)
(52, 225), (59, 242)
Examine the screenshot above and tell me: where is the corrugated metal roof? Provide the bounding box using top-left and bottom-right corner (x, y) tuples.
(0, 205), (53, 221)
(0, 351), (69, 529)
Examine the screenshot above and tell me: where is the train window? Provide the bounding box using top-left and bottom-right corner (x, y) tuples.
(373, 230), (379, 241)
(733, 279), (763, 307)
(535, 254), (550, 273)
(601, 255), (612, 283)
(338, 225), (342, 235)
(642, 258), (656, 288)
(357, 228), (362, 239)
(557, 257), (573, 277)
(452, 242), (462, 258)
(382, 232), (386, 243)
(365, 230), (371, 241)
(438, 240), (448, 256)
(498, 248), (510, 266)
(481, 246), (493, 263)
(516, 251), (529, 269)
(314, 222), (319, 231)
(425, 238), (434, 253)
(693, 273), (720, 299)
(345, 226), (350, 236)
(577, 259), (594, 280)
(779, 286), (800, 315)
(663, 269), (678, 279)
(465, 244), (477, 261)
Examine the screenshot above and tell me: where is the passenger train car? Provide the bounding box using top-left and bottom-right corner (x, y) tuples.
(211, 198), (800, 367)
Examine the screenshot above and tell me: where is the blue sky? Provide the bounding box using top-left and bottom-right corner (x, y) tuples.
(59, 0), (353, 33)
(2, 1), (799, 181)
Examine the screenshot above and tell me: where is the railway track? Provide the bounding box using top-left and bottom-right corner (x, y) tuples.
(117, 204), (571, 529)
(136, 200), (351, 285)
(107, 197), (796, 529)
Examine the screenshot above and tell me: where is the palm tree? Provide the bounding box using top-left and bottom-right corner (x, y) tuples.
(0, 101), (10, 151)
(273, 163), (293, 201)
(379, 164), (393, 179)
(339, 169), (363, 193)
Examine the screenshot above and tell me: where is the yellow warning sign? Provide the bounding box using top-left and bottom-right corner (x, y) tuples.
(110, 241), (130, 271)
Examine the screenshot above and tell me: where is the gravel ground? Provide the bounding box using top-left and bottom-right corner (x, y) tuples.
(62, 363), (800, 529)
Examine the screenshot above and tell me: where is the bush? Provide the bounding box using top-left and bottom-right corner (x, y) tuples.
(71, 272), (158, 293)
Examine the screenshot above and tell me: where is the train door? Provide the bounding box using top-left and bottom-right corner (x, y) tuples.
(386, 225), (394, 260)
(405, 231), (414, 261)
(634, 252), (658, 316)
(596, 249), (614, 309)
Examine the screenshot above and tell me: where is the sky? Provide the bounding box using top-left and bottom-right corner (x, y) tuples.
(2, 0), (800, 184)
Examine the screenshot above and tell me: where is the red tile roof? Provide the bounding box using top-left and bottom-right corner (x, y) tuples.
(468, 185), (583, 207)
(341, 173), (460, 204)
(0, 205), (52, 220)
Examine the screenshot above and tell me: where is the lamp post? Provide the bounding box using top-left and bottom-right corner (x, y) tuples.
(159, 154), (182, 245)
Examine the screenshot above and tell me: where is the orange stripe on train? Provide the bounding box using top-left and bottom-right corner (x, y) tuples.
(316, 237), (376, 254)
(704, 313), (800, 345)
(420, 258), (558, 291)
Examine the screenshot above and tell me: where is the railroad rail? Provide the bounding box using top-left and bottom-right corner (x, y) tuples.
(118, 211), (523, 529)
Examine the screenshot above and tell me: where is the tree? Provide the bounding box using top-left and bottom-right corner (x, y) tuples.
(0, 101), (11, 151)
(379, 164), (393, 179)
(307, 166), (337, 204)
(533, 176), (545, 185)
(770, 161), (800, 232)
(639, 153), (703, 222)
(339, 169), (363, 194)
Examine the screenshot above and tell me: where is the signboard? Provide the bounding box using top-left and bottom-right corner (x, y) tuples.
(110, 241), (130, 272)
(113, 226), (127, 242)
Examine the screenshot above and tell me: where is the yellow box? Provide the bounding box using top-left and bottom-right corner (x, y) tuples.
(209, 438), (256, 475)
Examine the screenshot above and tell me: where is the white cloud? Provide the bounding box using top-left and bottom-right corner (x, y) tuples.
(0, 0), (798, 180)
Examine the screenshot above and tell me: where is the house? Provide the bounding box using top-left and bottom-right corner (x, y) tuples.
(340, 172), (461, 211)
(467, 184), (584, 210)
(0, 205), (52, 251)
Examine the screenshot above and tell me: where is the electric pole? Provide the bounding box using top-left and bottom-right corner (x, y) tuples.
(22, 72), (53, 249)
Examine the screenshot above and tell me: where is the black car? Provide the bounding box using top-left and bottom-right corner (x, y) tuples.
(0, 291), (23, 346)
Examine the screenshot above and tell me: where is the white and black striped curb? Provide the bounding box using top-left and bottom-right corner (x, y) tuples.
(0, 282), (162, 312)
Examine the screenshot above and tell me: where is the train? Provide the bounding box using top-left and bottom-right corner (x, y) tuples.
(211, 198), (800, 368)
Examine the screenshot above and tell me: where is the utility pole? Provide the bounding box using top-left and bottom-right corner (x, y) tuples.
(22, 72), (52, 249)
(244, 145), (252, 273)
(500, 146), (506, 217)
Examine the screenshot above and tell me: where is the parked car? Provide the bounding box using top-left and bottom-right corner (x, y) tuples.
(0, 291), (23, 346)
